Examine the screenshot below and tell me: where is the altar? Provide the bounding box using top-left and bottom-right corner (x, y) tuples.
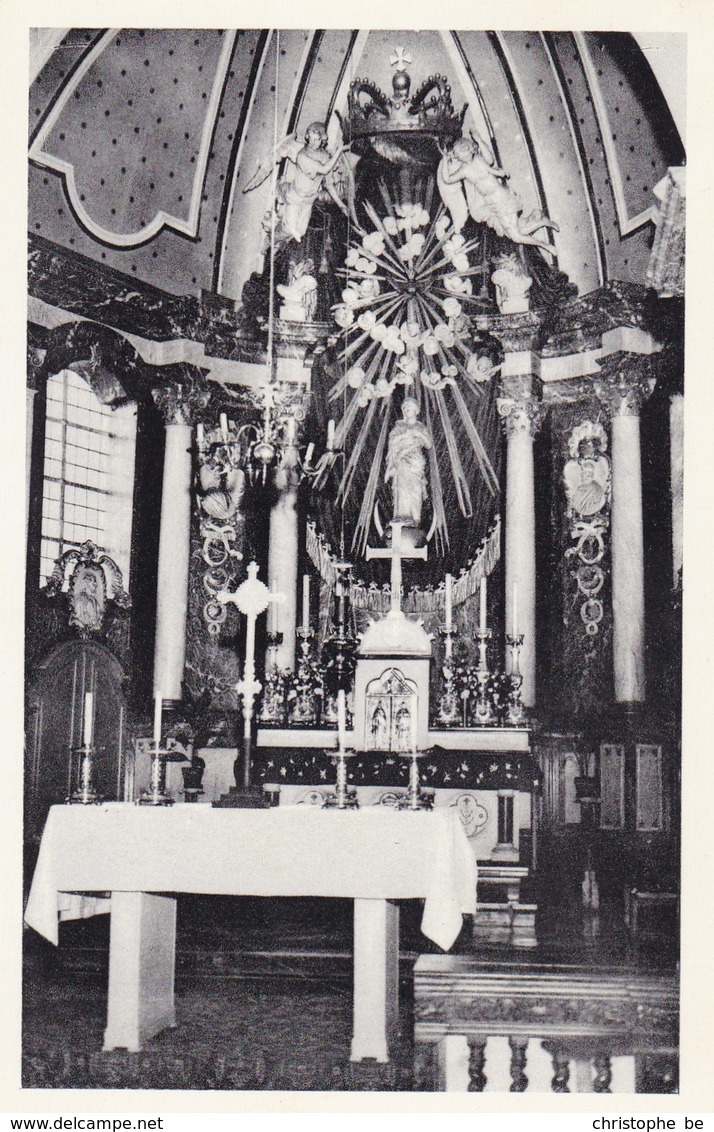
(24, 803), (476, 1062)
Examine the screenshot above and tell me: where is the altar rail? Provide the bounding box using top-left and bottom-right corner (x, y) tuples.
(413, 957), (678, 1092)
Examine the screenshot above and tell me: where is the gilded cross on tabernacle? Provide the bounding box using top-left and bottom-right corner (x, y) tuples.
(366, 521), (427, 614)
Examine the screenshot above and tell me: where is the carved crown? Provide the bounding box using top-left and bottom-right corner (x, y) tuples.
(344, 70), (466, 144)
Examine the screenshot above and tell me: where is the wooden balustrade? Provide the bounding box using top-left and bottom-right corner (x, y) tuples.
(413, 957), (678, 1092)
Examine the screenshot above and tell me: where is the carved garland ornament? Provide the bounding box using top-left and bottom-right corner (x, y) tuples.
(563, 421), (611, 636)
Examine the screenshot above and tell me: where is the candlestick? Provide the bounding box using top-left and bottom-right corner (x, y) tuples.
(337, 689), (346, 750)
(327, 419), (335, 450)
(286, 416), (296, 445)
(445, 573), (453, 630)
(302, 574), (310, 631)
(512, 582), (518, 639)
(153, 693), (162, 748)
(480, 576), (487, 633)
(82, 691), (94, 747)
(220, 413), (229, 441)
(196, 423), (205, 449)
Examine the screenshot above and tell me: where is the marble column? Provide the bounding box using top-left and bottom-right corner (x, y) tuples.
(498, 393), (544, 708)
(670, 392), (683, 587)
(152, 376), (208, 703)
(596, 373), (652, 704)
(26, 346), (45, 543)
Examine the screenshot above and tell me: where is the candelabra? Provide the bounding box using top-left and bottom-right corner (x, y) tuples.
(505, 633), (525, 724)
(437, 625), (460, 726)
(288, 627), (321, 724)
(137, 737), (186, 806)
(395, 751), (432, 810)
(67, 742), (103, 805)
(259, 631), (287, 724)
(473, 626), (495, 725)
(198, 393), (319, 490)
(323, 748), (359, 810)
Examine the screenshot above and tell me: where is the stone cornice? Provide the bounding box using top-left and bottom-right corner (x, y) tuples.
(27, 238), (669, 406)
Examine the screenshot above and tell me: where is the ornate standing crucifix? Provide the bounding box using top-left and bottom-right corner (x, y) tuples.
(366, 521), (427, 614)
(218, 562), (285, 789)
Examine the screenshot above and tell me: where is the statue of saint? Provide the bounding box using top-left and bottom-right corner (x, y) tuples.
(385, 397), (432, 528)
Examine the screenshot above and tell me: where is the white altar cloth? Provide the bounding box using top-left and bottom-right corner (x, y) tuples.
(25, 804), (476, 1060)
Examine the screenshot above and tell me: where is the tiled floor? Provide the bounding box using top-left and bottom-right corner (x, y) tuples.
(21, 861), (678, 1090)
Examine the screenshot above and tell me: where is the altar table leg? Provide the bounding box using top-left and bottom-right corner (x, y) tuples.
(103, 892), (177, 1052)
(350, 898), (399, 1063)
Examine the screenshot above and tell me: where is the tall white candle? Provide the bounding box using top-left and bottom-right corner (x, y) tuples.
(480, 575), (487, 632)
(512, 583), (518, 638)
(153, 693), (162, 747)
(337, 689), (346, 750)
(286, 416), (296, 445)
(326, 419), (335, 450)
(220, 413), (228, 441)
(302, 574), (310, 630)
(196, 423), (204, 449)
(445, 573), (453, 630)
(82, 691), (94, 747)
(305, 442), (315, 467)
(269, 579), (278, 634)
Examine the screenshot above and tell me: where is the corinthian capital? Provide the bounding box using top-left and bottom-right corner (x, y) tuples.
(594, 369), (655, 419)
(152, 369), (211, 425)
(497, 397), (546, 439)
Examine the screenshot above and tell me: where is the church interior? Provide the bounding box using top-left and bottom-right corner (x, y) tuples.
(23, 29), (684, 1093)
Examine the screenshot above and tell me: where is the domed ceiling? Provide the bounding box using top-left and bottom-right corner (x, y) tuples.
(29, 29), (684, 304)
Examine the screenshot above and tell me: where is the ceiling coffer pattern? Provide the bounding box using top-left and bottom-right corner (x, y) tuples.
(29, 29), (684, 302)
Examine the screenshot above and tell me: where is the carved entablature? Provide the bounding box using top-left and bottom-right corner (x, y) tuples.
(496, 397), (547, 439)
(152, 368), (211, 426)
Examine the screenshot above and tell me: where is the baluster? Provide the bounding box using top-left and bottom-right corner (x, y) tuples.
(593, 1054), (612, 1093)
(509, 1036), (529, 1092)
(467, 1038), (487, 1092)
(550, 1047), (571, 1092)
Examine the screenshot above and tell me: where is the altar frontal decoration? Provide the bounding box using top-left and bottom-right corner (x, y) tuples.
(325, 196), (502, 557)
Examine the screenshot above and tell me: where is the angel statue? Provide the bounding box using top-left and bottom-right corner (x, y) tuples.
(437, 131), (559, 252)
(243, 122), (354, 249)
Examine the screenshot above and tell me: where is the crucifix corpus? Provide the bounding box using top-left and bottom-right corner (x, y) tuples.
(217, 561), (285, 797)
(366, 521), (428, 615)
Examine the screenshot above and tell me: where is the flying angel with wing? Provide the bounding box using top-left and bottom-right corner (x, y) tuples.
(243, 122), (356, 248)
(437, 131), (559, 252)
